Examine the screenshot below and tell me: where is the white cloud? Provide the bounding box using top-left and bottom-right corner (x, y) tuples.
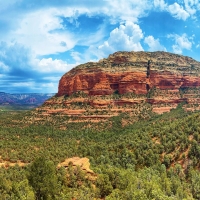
(78, 23), (107, 47)
(175, 34), (192, 49)
(144, 36), (166, 51)
(9, 9), (77, 56)
(35, 58), (72, 73)
(0, 61), (10, 73)
(70, 51), (82, 62)
(184, 0), (200, 16)
(154, 0), (199, 20)
(40, 82), (58, 93)
(0, 0), (198, 59)
(11, 81), (58, 93)
(168, 33), (192, 54)
(154, 0), (167, 10)
(98, 21), (144, 58)
(104, 0), (153, 22)
(1, 0), (153, 57)
(0, 42), (34, 76)
(168, 3), (190, 20)
(12, 82), (35, 87)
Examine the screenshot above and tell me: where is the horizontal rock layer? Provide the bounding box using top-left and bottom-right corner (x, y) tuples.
(32, 51), (200, 125)
(58, 51), (200, 97)
(58, 71), (200, 96)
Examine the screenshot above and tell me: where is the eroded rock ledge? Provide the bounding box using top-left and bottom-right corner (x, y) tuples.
(32, 51), (200, 125)
(58, 51), (200, 97)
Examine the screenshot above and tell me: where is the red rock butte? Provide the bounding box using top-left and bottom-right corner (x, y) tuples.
(33, 51), (200, 126)
(58, 51), (200, 97)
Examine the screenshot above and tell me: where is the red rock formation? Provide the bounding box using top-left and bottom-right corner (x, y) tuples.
(34, 51), (200, 124)
(58, 69), (200, 98)
(58, 51), (200, 98)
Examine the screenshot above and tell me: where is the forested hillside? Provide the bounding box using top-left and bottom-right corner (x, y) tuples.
(0, 106), (200, 199)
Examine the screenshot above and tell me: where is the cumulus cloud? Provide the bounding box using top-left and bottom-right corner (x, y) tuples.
(153, 0), (200, 20)
(184, 0), (200, 16)
(35, 58), (70, 73)
(0, 42), (34, 76)
(98, 21), (144, 58)
(0, 42), (41, 92)
(0, 42), (67, 93)
(104, 0), (153, 22)
(10, 9), (77, 56)
(154, 0), (167, 10)
(144, 36), (167, 51)
(168, 3), (190, 20)
(168, 33), (192, 54)
(1, 0), (152, 52)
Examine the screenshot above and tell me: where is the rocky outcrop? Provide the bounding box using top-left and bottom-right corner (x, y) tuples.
(33, 51), (200, 125)
(58, 51), (200, 97)
(57, 157), (97, 181)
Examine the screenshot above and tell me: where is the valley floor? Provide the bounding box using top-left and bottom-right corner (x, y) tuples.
(0, 107), (200, 199)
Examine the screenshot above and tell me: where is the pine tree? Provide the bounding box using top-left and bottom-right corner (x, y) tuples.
(27, 156), (59, 200)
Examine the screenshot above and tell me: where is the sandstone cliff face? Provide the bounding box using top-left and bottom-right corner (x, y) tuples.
(58, 51), (200, 97)
(33, 51), (200, 126)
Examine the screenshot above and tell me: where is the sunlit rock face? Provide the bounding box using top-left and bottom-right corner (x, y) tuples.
(58, 51), (200, 97)
(34, 51), (200, 125)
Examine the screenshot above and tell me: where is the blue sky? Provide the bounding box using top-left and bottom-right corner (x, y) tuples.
(0, 0), (200, 93)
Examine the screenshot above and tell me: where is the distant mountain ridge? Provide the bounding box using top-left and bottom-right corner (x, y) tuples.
(0, 92), (54, 109)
